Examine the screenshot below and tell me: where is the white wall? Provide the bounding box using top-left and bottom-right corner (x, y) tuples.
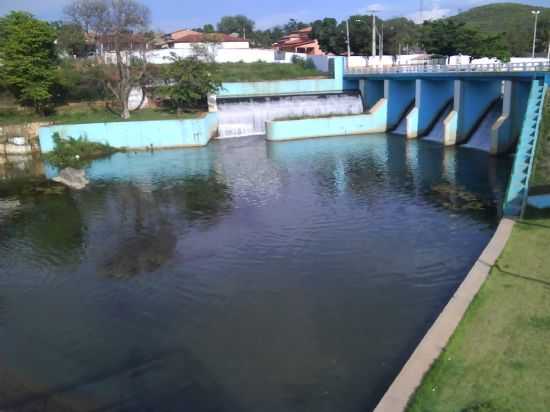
(172, 42), (250, 49)
(112, 48), (311, 64)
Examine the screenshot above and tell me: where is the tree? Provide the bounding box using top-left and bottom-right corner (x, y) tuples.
(283, 19), (307, 34)
(52, 21), (88, 57)
(217, 15), (254, 38)
(157, 54), (221, 114)
(383, 18), (419, 55)
(421, 20), (510, 60)
(65, 0), (151, 119)
(311, 18), (345, 54)
(0, 12), (59, 113)
(202, 24), (215, 33)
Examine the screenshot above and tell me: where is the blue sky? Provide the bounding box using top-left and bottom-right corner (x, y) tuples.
(1, 0), (548, 31)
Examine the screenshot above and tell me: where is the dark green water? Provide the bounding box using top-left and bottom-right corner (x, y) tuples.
(0, 134), (511, 412)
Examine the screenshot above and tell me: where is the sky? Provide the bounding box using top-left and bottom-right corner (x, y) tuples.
(1, 0), (548, 32)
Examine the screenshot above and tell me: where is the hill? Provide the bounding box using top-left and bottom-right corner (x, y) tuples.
(450, 3), (550, 56)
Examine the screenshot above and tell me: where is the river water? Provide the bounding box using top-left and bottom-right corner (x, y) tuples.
(0, 134), (511, 412)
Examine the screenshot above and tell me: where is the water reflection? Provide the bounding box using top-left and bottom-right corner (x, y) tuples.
(0, 135), (512, 412)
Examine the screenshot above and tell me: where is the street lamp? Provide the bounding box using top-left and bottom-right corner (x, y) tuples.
(345, 19), (351, 58)
(368, 7), (379, 57)
(531, 10), (540, 58)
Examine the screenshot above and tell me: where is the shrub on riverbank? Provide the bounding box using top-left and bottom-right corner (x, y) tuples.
(43, 133), (120, 168)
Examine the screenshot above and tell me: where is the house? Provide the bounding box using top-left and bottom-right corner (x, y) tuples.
(159, 30), (249, 49)
(273, 27), (324, 55)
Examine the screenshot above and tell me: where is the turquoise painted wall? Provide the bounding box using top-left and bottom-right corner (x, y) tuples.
(455, 79), (501, 144)
(492, 80), (530, 154)
(39, 113), (219, 152)
(359, 79), (384, 111)
(385, 80), (415, 129)
(266, 100), (388, 141)
(217, 57), (347, 98)
(408, 79), (453, 138)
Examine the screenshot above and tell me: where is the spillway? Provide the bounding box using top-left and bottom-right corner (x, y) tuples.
(423, 105), (453, 143)
(216, 93), (363, 138)
(462, 100), (502, 152)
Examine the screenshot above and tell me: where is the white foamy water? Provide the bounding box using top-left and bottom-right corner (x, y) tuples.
(217, 93), (364, 138)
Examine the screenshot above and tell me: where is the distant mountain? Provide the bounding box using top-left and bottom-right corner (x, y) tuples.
(449, 3), (550, 56)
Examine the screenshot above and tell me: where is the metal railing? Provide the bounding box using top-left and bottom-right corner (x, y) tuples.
(345, 61), (550, 75)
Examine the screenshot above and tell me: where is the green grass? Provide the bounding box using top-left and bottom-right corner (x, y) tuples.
(43, 133), (121, 168)
(215, 62), (325, 82)
(531, 90), (550, 192)
(406, 217), (550, 412)
(0, 106), (203, 126)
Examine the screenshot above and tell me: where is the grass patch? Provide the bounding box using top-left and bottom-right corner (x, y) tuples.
(43, 133), (121, 168)
(215, 62), (325, 82)
(530, 90), (550, 192)
(0, 103), (203, 126)
(406, 217), (550, 412)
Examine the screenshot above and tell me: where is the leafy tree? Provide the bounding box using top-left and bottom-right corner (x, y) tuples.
(383, 18), (419, 55)
(421, 20), (510, 60)
(157, 54), (221, 114)
(283, 19), (308, 34)
(65, 0), (152, 119)
(217, 15), (254, 38)
(0, 11), (60, 113)
(311, 18), (345, 54)
(202, 24), (215, 33)
(51, 21), (88, 57)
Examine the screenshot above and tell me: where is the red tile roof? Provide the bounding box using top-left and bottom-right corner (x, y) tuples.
(167, 30), (247, 44)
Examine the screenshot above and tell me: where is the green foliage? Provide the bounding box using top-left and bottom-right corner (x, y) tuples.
(531, 91), (550, 191)
(216, 15), (254, 37)
(212, 62), (322, 82)
(311, 18), (345, 54)
(451, 3), (550, 57)
(51, 21), (88, 57)
(57, 60), (107, 102)
(421, 20), (510, 60)
(44, 132), (119, 168)
(0, 11), (60, 113)
(291, 55), (316, 70)
(157, 55), (221, 113)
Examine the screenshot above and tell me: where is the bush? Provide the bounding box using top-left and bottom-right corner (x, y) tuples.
(291, 55), (316, 70)
(43, 132), (120, 168)
(57, 61), (107, 103)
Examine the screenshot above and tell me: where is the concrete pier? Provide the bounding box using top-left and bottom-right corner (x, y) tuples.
(443, 80), (502, 146)
(385, 80), (416, 130)
(406, 79), (454, 139)
(491, 80), (530, 154)
(359, 79), (384, 111)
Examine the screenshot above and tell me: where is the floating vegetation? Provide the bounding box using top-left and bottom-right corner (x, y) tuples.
(429, 183), (488, 211)
(43, 133), (122, 169)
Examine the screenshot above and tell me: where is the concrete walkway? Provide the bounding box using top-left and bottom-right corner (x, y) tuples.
(373, 218), (515, 412)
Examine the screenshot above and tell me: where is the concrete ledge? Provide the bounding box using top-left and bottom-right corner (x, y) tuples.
(373, 218), (515, 412)
(38, 113), (219, 152)
(266, 99), (388, 141)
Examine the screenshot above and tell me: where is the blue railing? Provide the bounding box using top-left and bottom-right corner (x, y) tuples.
(503, 79), (548, 216)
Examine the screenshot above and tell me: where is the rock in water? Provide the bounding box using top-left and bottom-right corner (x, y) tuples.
(52, 167), (89, 190)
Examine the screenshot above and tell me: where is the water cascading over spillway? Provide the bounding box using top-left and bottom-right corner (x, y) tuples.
(216, 93), (364, 138)
(423, 105), (453, 143)
(462, 100), (502, 152)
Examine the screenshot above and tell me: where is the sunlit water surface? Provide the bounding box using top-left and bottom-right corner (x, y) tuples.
(0, 134), (512, 412)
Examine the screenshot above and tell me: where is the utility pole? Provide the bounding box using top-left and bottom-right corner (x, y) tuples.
(345, 19), (351, 58)
(371, 11), (377, 57)
(531, 10), (540, 58)
(379, 23), (383, 58)
(243, 25), (246, 40)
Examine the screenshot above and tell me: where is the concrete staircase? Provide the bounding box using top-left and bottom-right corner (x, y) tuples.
(503, 79), (547, 216)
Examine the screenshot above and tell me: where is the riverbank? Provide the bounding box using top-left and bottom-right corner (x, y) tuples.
(406, 214), (550, 412)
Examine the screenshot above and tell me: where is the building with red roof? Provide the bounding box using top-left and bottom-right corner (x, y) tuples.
(273, 27), (324, 55)
(159, 30), (250, 49)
